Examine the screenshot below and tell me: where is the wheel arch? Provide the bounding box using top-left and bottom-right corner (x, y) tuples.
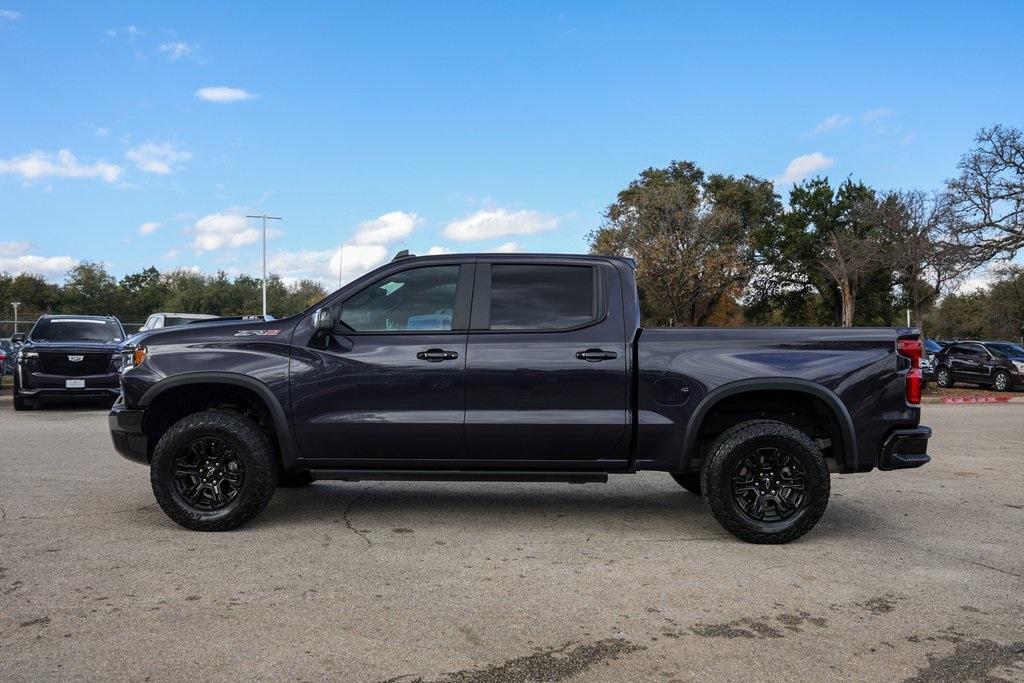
(139, 372), (298, 469)
(681, 378), (858, 473)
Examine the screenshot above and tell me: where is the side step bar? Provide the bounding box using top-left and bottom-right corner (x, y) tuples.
(309, 470), (609, 484)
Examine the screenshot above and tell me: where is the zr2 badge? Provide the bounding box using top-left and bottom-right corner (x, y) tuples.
(234, 329), (282, 337)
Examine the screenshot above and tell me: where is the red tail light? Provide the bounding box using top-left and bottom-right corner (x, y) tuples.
(897, 338), (923, 405)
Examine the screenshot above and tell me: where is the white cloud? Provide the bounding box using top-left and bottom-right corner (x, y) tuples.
(0, 242), (77, 279)
(810, 114), (852, 136)
(163, 249), (180, 260)
(195, 86), (257, 103)
(106, 25), (144, 40)
(493, 241), (521, 253)
(443, 208), (559, 241)
(775, 152), (835, 186)
(267, 244), (389, 286)
(352, 211), (423, 245)
(0, 9), (22, 20)
(158, 41), (197, 62)
(0, 149), (122, 183)
(0, 241), (31, 256)
(861, 107), (894, 122)
(427, 246), (453, 255)
(125, 141), (191, 174)
(191, 209), (280, 252)
(138, 222), (159, 236)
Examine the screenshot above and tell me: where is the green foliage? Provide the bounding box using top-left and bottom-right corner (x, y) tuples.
(590, 160), (780, 326)
(0, 262), (329, 324)
(924, 266), (1024, 341)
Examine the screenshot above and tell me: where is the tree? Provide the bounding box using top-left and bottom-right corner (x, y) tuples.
(869, 190), (974, 325)
(748, 178), (893, 327)
(947, 124), (1024, 260)
(589, 161), (778, 326)
(119, 267), (167, 320)
(61, 262), (120, 315)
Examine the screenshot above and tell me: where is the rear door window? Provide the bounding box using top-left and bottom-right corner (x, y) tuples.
(488, 264), (596, 331)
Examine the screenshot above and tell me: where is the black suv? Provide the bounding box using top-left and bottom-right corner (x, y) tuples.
(934, 340), (1024, 391)
(12, 315), (126, 410)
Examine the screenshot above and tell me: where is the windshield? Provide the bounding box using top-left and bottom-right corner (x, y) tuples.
(30, 318), (123, 342)
(164, 316), (198, 327)
(986, 342), (1024, 357)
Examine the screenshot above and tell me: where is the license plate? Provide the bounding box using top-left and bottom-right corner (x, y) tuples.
(65, 379), (85, 389)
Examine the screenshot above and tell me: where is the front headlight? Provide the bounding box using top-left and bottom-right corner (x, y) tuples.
(18, 350), (38, 362)
(1012, 361), (1024, 373)
(122, 345), (147, 370)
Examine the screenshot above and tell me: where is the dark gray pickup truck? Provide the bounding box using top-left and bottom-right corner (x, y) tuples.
(110, 252), (930, 543)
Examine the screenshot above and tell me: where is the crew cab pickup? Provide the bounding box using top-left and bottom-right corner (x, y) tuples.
(110, 252), (931, 543)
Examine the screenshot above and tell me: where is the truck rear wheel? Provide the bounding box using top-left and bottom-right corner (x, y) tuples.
(670, 472), (701, 495)
(150, 410), (279, 531)
(701, 420), (830, 544)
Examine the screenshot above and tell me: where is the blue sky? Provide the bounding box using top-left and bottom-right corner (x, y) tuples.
(2, 2), (1022, 287)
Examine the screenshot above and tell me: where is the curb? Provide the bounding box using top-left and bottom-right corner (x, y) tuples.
(921, 395), (1024, 404)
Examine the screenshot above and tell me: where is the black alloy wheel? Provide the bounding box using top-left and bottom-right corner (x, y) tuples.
(993, 370), (1010, 392)
(150, 410), (278, 531)
(731, 446), (807, 522)
(936, 367), (953, 388)
(172, 436), (245, 511)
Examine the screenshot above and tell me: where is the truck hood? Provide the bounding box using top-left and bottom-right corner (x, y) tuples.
(128, 316), (298, 347)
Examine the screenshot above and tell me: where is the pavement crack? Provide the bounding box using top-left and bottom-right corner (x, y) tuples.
(342, 483), (382, 549)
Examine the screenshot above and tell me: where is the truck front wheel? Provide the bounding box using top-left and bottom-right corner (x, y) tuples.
(150, 410), (279, 531)
(701, 420), (830, 544)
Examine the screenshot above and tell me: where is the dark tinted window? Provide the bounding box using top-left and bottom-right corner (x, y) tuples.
(164, 316), (199, 327)
(986, 343), (1024, 357)
(960, 344), (987, 357)
(489, 265), (595, 330)
(341, 265), (459, 332)
(30, 318), (124, 342)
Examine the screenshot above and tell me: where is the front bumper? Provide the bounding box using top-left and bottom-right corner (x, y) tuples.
(109, 400), (149, 465)
(19, 369), (121, 401)
(878, 425), (931, 470)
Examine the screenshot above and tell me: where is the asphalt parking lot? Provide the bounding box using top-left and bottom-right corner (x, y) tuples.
(1, 400), (1022, 682)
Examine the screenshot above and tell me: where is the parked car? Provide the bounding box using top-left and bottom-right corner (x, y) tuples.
(110, 252), (930, 543)
(0, 339), (11, 376)
(933, 341), (1024, 391)
(920, 338), (945, 382)
(124, 312), (219, 344)
(11, 315), (126, 410)
(141, 312), (219, 331)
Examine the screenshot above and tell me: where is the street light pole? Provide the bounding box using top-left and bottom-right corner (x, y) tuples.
(246, 214), (282, 317)
(12, 301), (20, 332)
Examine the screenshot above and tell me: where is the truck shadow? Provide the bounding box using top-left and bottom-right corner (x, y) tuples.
(252, 480), (884, 541)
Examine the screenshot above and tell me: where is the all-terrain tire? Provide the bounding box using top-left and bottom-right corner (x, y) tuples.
(670, 472), (702, 495)
(12, 374), (31, 411)
(150, 410), (279, 531)
(701, 419), (830, 544)
(277, 470), (315, 488)
(936, 366), (954, 388)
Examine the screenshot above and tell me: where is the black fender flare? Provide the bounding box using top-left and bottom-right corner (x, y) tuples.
(680, 378), (859, 472)
(139, 371), (299, 470)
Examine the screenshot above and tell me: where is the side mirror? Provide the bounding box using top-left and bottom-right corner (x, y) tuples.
(11, 332), (26, 344)
(313, 307), (334, 332)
